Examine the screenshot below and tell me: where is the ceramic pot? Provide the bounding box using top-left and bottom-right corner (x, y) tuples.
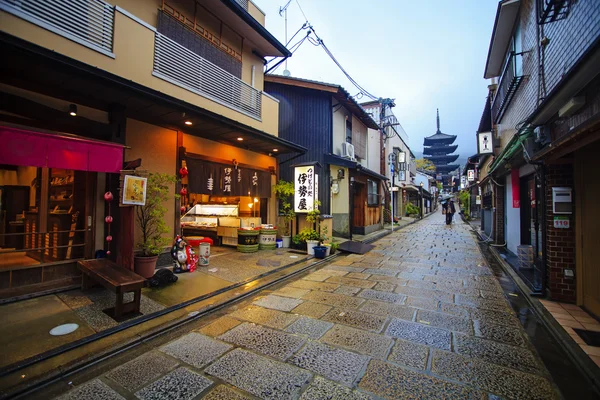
(281, 236), (291, 248)
(306, 240), (320, 256)
(134, 255), (158, 279)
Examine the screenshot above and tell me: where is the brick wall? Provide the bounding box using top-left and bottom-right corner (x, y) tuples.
(545, 163), (576, 302)
(494, 184), (505, 244)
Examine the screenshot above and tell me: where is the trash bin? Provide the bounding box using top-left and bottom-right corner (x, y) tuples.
(199, 242), (210, 266)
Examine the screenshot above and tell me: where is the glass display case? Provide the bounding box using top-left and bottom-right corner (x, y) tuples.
(181, 204), (239, 244)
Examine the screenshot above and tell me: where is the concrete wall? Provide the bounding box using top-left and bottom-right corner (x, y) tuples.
(329, 165), (350, 237)
(505, 174), (520, 255)
(332, 101), (351, 157)
(367, 128), (380, 172)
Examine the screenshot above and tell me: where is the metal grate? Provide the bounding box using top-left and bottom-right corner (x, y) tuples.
(491, 52), (524, 124)
(1, 0), (114, 55)
(537, 0), (572, 25)
(234, 0), (248, 11)
(153, 33), (262, 119)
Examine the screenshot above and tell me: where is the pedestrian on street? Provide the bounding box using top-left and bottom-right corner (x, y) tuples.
(446, 199), (456, 225)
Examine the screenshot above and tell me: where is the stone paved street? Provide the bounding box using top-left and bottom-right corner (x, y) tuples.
(53, 211), (561, 400)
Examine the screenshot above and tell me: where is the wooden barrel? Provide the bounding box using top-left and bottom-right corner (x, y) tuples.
(237, 229), (259, 253)
(258, 228), (277, 250)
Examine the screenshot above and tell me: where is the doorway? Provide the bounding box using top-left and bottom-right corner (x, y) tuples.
(576, 139), (600, 317)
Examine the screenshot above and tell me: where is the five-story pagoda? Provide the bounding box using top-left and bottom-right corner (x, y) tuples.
(423, 109), (459, 185)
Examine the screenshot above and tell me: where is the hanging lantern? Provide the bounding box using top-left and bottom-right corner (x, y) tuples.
(106, 250), (111, 255)
(104, 192), (113, 201)
(180, 187), (188, 196)
(105, 216), (113, 224)
(179, 166), (188, 177)
(106, 235), (113, 242)
(180, 206), (187, 213)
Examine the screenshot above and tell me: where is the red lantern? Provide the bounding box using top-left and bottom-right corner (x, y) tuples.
(179, 166), (188, 177)
(106, 235), (113, 242)
(106, 250), (111, 255)
(105, 216), (113, 224)
(180, 206), (186, 213)
(180, 187), (188, 196)
(104, 192), (113, 201)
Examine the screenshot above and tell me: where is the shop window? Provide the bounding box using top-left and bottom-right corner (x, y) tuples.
(367, 179), (379, 206)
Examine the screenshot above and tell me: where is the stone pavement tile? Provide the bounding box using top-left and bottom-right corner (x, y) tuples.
(252, 294), (304, 312)
(203, 385), (252, 400)
(454, 334), (544, 375)
(320, 324), (393, 358)
(135, 367), (212, 400)
(159, 333), (232, 369)
(372, 282), (396, 292)
(431, 350), (559, 400)
(358, 359), (485, 400)
(346, 272), (371, 280)
(205, 349), (311, 399)
(479, 289), (506, 300)
(416, 309), (473, 334)
(359, 300), (415, 321)
(229, 305), (299, 329)
(362, 268), (400, 277)
(299, 376), (373, 400)
(198, 316), (242, 337)
(456, 295), (512, 313)
(398, 272), (426, 280)
(326, 276), (377, 289)
(405, 280), (439, 290)
(289, 280), (340, 292)
(440, 302), (470, 318)
(469, 308), (520, 327)
(290, 341), (369, 386)
(218, 322), (305, 360)
(285, 316), (334, 339)
(474, 320), (526, 347)
(291, 301), (332, 318)
(405, 296), (440, 311)
(106, 351), (178, 392)
(387, 338), (429, 370)
(56, 379), (125, 400)
(302, 291), (365, 309)
(334, 285), (362, 296)
(323, 265), (366, 273)
(321, 308), (388, 332)
(273, 286), (311, 299)
(394, 285), (454, 303)
(358, 289), (406, 304)
(366, 275), (407, 286)
(385, 318), (451, 350)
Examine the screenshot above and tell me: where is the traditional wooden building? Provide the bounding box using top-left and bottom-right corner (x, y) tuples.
(264, 75), (387, 238)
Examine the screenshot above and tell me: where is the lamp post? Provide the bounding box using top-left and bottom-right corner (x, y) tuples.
(419, 182), (424, 219)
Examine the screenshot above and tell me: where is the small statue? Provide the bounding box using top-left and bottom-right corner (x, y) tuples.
(171, 235), (198, 273)
(149, 268), (178, 288)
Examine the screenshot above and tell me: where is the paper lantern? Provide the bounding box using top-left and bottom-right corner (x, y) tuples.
(106, 235), (113, 242)
(179, 167), (188, 177)
(105, 216), (113, 224)
(104, 192), (113, 201)
(180, 187), (188, 196)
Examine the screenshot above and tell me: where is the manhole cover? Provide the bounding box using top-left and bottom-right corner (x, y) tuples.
(49, 323), (79, 336)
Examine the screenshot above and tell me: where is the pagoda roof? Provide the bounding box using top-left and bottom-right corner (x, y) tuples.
(425, 154), (460, 163)
(423, 109), (457, 145)
(435, 164), (459, 173)
(423, 145), (458, 155)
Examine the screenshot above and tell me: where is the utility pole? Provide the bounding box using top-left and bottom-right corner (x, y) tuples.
(279, 1), (293, 73)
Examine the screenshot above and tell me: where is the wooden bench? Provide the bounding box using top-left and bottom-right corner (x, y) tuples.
(77, 259), (146, 321)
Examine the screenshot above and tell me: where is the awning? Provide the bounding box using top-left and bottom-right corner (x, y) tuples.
(0, 126), (124, 172)
(324, 154), (388, 181)
(487, 126), (533, 175)
(484, 0), (521, 79)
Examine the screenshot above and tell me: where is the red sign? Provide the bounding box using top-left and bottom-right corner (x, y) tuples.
(511, 169), (520, 208)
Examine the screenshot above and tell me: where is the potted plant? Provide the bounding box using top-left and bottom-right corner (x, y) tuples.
(134, 173), (179, 278)
(273, 180), (295, 248)
(304, 201), (322, 255)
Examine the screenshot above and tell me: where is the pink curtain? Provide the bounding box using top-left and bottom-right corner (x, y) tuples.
(1, 126), (123, 172)
(511, 168), (520, 208)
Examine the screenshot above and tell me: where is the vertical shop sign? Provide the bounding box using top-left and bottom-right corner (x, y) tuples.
(295, 166), (315, 212)
(511, 169), (520, 208)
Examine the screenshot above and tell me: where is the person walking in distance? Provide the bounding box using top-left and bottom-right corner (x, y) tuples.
(446, 199), (456, 225)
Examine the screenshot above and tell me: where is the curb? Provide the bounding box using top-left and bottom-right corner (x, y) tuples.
(463, 216), (600, 396)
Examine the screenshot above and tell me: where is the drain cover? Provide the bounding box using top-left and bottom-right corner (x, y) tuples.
(49, 323), (79, 336)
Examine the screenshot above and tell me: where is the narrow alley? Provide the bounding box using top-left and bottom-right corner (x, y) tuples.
(42, 211), (569, 400)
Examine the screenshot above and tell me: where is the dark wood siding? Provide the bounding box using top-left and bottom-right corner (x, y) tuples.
(265, 82), (332, 214)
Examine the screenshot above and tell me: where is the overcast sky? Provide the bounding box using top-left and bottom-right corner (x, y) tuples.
(255, 0), (499, 158)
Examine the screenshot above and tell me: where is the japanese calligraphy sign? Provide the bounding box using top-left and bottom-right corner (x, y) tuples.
(295, 166), (316, 213)
(467, 170), (475, 182)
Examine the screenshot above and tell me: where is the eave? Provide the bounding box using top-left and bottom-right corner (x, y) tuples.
(484, 0), (521, 79)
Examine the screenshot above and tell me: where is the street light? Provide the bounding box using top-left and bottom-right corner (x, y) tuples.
(419, 182), (424, 219)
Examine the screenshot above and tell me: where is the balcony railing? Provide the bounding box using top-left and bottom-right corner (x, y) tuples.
(1, 0), (115, 57)
(492, 52), (524, 124)
(153, 33), (262, 120)
(234, 0), (249, 10)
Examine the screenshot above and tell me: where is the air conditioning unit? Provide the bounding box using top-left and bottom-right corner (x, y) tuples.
(342, 142), (356, 161)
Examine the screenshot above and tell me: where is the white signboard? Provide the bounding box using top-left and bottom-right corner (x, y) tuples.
(478, 132), (493, 155)
(397, 152), (406, 163)
(294, 166), (316, 212)
(398, 171), (406, 181)
(467, 170), (475, 182)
